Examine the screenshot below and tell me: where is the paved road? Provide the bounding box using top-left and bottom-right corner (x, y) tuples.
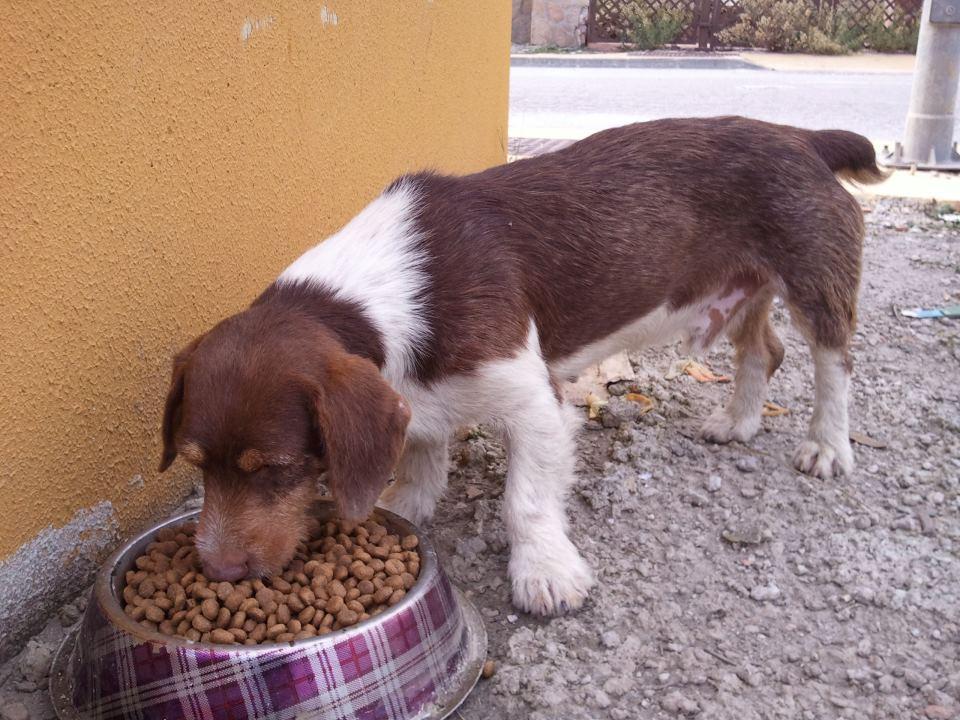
(509, 66), (953, 144)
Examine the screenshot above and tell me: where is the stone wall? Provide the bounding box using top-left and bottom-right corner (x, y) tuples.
(528, 0), (589, 48)
(512, 0), (533, 43)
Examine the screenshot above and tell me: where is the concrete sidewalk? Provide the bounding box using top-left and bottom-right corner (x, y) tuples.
(511, 50), (915, 74)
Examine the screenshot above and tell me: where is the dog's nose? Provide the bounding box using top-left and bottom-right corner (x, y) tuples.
(202, 549), (251, 582)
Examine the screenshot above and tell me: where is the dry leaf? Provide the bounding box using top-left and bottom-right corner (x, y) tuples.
(624, 392), (655, 413)
(850, 431), (887, 449)
(669, 359), (732, 383)
(762, 401), (789, 417)
(585, 392), (606, 420)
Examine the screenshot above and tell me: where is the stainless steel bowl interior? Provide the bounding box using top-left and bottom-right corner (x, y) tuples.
(99, 499), (440, 652)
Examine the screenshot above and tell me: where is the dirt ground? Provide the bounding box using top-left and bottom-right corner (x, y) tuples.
(2, 197), (958, 720)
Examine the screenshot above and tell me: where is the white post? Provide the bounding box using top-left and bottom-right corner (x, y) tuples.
(899, 0), (960, 166)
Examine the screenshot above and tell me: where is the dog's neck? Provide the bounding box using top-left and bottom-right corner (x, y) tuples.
(252, 281), (386, 369)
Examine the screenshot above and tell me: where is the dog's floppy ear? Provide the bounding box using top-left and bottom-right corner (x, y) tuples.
(308, 351), (410, 521)
(159, 335), (205, 472)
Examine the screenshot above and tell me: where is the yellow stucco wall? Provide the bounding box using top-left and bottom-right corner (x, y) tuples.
(0, 2), (510, 561)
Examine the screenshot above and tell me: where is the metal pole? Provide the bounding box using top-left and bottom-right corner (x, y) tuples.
(894, 0), (960, 168)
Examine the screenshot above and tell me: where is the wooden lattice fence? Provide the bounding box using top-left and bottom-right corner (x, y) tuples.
(587, 0), (922, 48)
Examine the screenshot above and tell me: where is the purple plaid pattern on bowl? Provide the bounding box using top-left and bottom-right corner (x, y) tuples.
(69, 573), (469, 720)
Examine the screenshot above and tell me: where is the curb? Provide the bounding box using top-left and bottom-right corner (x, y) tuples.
(510, 54), (765, 70)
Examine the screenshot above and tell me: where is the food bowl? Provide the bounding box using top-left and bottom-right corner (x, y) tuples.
(50, 501), (486, 720)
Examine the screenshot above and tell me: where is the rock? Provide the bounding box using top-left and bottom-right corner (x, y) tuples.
(722, 523), (766, 546)
(464, 484), (484, 500)
(905, 669), (926, 689)
(925, 706), (957, 719)
(455, 536), (488, 560)
(877, 675), (896, 693)
(661, 691), (700, 715)
(0, 703), (29, 720)
(735, 456), (759, 473)
(507, 627), (537, 663)
(705, 475), (722, 493)
(852, 586), (876, 604)
(600, 630), (622, 649)
(892, 515), (918, 532)
(593, 689), (611, 708)
(18, 639), (54, 683)
(603, 676), (634, 697)
(750, 582), (781, 602)
(59, 601), (82, 626)
(736, 666), (763, 687)
(684, 491), (708, 507)
(600, 396), (645, 428)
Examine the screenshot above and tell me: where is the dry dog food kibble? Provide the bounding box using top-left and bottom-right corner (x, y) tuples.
(121, 518), (421, 645)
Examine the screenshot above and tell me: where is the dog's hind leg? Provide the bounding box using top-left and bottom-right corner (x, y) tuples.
(783, 212), (861, 480)
(701, 291), (784, 444)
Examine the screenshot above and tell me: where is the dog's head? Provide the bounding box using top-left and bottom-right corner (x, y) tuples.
(159, 308), (409, 581)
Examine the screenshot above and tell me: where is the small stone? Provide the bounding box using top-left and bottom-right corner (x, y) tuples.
(59, 602), (82, 626)
(661, 691), (700, 715)
(593, 689), (611, 708)
(603, 676), (634, 697)
(852, 586), (875, 604)
(18, 639), (54, 683)
(854, 515), (872, 530)
(506, 614), (518, 624)
(600, 630), (622, 648)
(750, 582), (781, 602)
(924, 705), (956, 719)
(684, 491), (708, 507)
(877, 675), (895, 693)
(905, 669), (926, 689)
(482, 659), (496, 679)
(455, 536), (488, 560)
(892, 516), (917, 532)
(705, 475), (722, 493)
(739, 484), (759, 498)
(0, 702), (29, 720)
(721, 523), (766, 546)
(736, 666), (763, 687)
(847, 667), (871, 683)
(464, 485), (484, 500)
(735, 456), (758, 473)
(929, 491), (945, 505)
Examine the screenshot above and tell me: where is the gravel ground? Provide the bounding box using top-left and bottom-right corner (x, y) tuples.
(2, 197), (958, 720)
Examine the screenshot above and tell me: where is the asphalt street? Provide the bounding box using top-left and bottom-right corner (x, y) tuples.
(509, 66), (954, 144)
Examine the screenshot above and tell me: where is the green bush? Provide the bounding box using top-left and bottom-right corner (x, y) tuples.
(718, 0), (849, 53)
(860, 5), (919, 52)
(621, 3), (692, 50)
(719, 0), (919, 53)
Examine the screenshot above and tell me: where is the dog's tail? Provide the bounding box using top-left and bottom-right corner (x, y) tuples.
(808, 129), (889, 184)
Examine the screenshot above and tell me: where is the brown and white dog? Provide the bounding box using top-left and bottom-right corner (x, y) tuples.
(160, 116), (884, 615)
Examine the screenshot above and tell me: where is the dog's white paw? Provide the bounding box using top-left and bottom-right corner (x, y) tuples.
(700, 408), (760, 444)
(377, 483), (435, 525)
(509, 540), (594, 616)
(793, 438), (854, 479)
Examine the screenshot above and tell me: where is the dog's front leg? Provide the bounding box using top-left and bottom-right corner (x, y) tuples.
(502, 382), (593, 616)
(378, 438), (450, 524)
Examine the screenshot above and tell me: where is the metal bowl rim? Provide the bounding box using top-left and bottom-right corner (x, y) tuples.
(96, 500), (440, 652)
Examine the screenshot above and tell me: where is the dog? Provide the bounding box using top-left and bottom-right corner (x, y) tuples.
(159, 116), (885, 615)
